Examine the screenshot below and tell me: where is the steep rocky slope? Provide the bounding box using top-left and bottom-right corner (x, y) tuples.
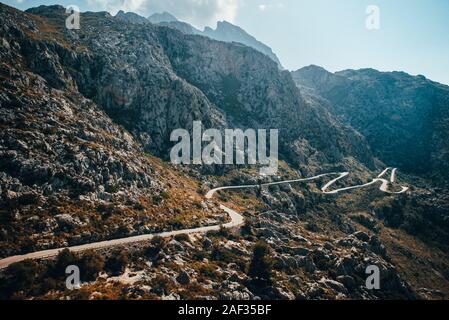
(119, 11), (283, 68)
(26, 5), (226, 158)
(1, 3), (376, 259)
(116, 10), (149, 25)
(292, 65), (449, 183)
(155, 26), (375, 173)
(0, 3), (224, 257)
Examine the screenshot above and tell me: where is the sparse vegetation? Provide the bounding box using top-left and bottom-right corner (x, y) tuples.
(174, 233), (190, 243)
(52, 249), (77, 277)
(1, 1), (449, 301)
(211, 246), (238, 264)
(79, 251), (105, 281)
(145, 236), (166, 263)
(0, 260), (47, 299)
(198, 264), (219, 278)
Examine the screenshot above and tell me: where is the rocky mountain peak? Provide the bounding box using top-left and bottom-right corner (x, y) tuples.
(203, 20), (283, 69)
(116, 10), (149, 24)
(296, 65), (332, 77)
(216, 20), (244, 31)
(148, 11), (178, 24)
(147, 11), (283, 68)
(292, 65), (348, 94)
(27, 4), (65, 14)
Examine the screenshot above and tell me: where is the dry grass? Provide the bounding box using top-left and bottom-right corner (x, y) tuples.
(380, 226), (449, 299)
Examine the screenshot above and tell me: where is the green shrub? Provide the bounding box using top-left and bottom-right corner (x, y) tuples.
(151, 236), (166, 247)
(169, 216), (185, 229)
(79, 251), (105, 281)
(51, 248), (78, 278)
(145, 236), (166, 259)
(199, 264), (219, 278)
(241, 220), (255, 237)
(105, 250), (129, 275)
(192, 250), (207, 261)
(193, 200), (203, 209)
(0, 260), (47, 299)
(150, 275), (174, 296)
(247, 241), (274, 284)
(174, 233), (190, 242)
(211, 246), (236, 264)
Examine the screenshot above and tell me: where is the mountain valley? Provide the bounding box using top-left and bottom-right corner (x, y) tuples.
(0, 3), (448, 300)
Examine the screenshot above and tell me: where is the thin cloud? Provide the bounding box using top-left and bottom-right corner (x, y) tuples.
(85, 0), (145, 13)
(86, 0), (240, 29)
(258, 3), (284, 11)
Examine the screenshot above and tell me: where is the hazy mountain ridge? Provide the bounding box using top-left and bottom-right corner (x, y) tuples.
(0, 3), (225, 257)
(202, 21), (283, 69)
(114, 10), (283, 68)
(148, 11), (283, 68)
(147, 11), (178, 24)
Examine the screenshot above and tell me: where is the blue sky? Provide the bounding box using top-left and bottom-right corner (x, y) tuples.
(3, 0), (449, 85)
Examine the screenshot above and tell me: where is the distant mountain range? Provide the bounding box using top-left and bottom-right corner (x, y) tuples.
(116, 10), (283, 69)
(147, 11), (178, 24)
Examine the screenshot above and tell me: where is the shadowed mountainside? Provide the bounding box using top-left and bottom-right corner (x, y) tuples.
(292, 65), (449, 184)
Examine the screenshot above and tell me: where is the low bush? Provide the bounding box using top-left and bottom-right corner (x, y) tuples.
(79, 250), (105, 281)
(105, 250), (129, 275)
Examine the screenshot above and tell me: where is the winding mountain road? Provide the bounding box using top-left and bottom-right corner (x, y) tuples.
(0, 168), (408, 270)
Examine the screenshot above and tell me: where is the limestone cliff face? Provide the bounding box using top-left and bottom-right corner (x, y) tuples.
(202, 21), (283, 69)
(157, 28), (375, 172)
(25, 5), (226, 158)
(116, 10), (149, 25)
(0, 4), (176, 256)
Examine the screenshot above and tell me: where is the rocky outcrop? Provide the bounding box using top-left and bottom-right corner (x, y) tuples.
(157, 27), (375, 172)
(147, 12), (178, 24)
(0, 3), (215, 257)
(25, 5), (226, 158)
(116, 10), (149, 25)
